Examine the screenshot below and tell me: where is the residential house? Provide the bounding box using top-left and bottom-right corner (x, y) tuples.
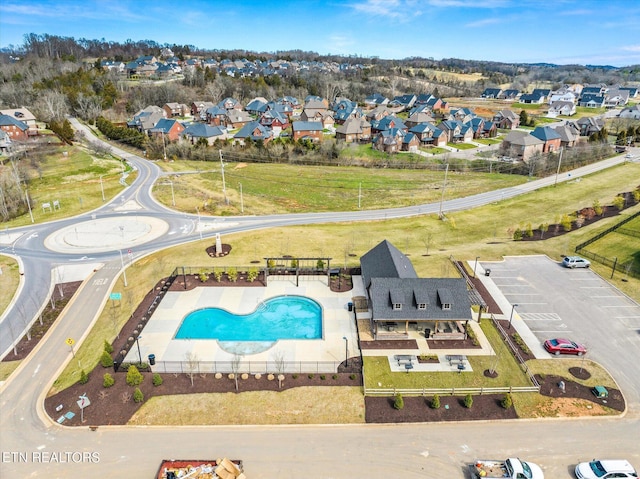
(233, 121), (273, 145)
(481, 88), (503, 99)
(548, 91), (576, 104)
(366, 106), (392, 122)
(499, 89), (520, 100)
(148, 119), (185, 142)
(191, 101), (216, 119)
(389, 94), (417, 110)
(405, 111), (436, 129)
(127, 106), (165, 132)
(552, 124), (581, 148)
(182, 123), (229, 146)
(372, 128), (405, 154)
(364, 93), (389, 107)
(0, 129), (12, 152)
(448, 108), (474, 123)
(604, 89), (629, 108)
(259, 110), (289, 136)
(245, 97), (269, 116)
(619, 105), (640, 119)
(482, 121), (497, 138)
(501, 130), (544, 162)
(292, 121), (323, 142)
(578, 94), (605, 108)
(408, 123), (447, 148)
(575, 117), (605, 136)
(547, 101), (576, 117)
(360, 240), (472, 340)
(205, 106), (228, 126)
(492, 110), (520, 130)
(519, 91), (546, 104)
(439, 120), (473, 143)
(0, 114), (29, 141)
(100, 60), (125, 73)
(335, 117), (371, 143)
(0, 107), (38, 133)
(162, 103), (189, 118)
(224, 109), (254, 129)
(619, 87), (638, 98)
(218, 97), (242, 111)
(581, 84), (606, 96)
(302, 97), (329, 119)
(531, 126), (562, 153)
(466, 117), (485, 139)
(370, 115), (407, 135)
(401, 132), (420, 152)
(333, 104), (363, 125)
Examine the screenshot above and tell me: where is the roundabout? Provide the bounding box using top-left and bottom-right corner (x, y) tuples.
(44, 216), (169, 254)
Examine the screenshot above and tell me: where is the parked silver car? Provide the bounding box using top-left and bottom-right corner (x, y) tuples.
(562, 256), (591, 268)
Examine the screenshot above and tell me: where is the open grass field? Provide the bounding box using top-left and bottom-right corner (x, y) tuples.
(153, 160), (526, 215)
(582, 215), (640, 276)
(448, 142), (476, 150)
(475, 138), (502, 146)
(3, 144), (132, 228)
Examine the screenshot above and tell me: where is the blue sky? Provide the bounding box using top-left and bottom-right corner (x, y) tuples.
(0, 0), (638, 66)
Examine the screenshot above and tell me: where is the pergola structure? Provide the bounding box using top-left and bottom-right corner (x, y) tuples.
(263, 257), (333, 286)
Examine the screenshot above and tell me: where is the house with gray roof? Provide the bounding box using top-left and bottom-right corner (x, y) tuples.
(182, 124), (229, 146)
(619, 104), (640, 119)
(547, 101), (576, 117)
(493, 110), (519, 130)
(335, 117), (371, 143)
(482, 88), (502, 99)
(552, 124), (580, 148)
(233, 121), (273, 145)
(531, 126), (562, 153)
(360, 240), (472, 340)
(500, 130), (544, 162)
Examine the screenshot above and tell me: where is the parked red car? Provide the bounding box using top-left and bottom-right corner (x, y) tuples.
(544, 338), (587, 356)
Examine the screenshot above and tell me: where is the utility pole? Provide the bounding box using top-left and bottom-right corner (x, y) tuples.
(358, 182), (362, 209)
(239, 183), (244, 213)
(162, 132), (167, 160)
(119, 249), (128, 287)
(219, 150), (228, 204)
(100, 175), (105, 201)
(25, 189), (34, 223)
(554, 147), (563, 187)
(438, 163), (449, 219)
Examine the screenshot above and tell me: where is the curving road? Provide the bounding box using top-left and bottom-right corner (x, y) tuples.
(0, 121), (638, 477)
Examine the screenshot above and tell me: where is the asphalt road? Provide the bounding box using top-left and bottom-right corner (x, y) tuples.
(0, 124), (638, 477)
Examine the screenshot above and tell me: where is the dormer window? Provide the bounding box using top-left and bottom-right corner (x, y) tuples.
(437, 288), (453, 311)
(418, 303), (427, 310)
(393, 303), (402, 310)
(442, 303), (451, 310)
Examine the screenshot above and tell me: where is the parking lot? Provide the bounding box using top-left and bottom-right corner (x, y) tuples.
(480, 255), (640, 410)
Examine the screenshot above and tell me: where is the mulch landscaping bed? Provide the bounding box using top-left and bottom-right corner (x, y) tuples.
(427, 338), (481, 349)
(360, 340), (418, 350)
(1, 281), (82, 362)
(536, 374), (625, 412)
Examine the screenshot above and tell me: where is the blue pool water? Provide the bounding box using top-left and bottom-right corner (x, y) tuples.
(175, 295), (322, 341)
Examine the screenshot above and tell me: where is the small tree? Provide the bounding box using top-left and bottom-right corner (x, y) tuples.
(539, 222), (548, 239)
(394, 394), (404, 410)
(247, 267), (259, 282)
(152, 373), (163, 386)
(126, 365), (144, 386)
(525, 223), (533, 238)
(430, 394), (441, 409)
(198, 270), (209, 282)
(213, 268), (223, 282)
(227, 267), (238, 282)
(103, 373), (115, 388)
(501, 393), (513, 409)
(100, 350), (114, 368)
(103, 339), (114, 354)
(79, 369), (89, 385)
(560, 214), (573, 232)
(185, 351), (199, 387)
(612, 195), (625, 211)
(633, 189), (640, 203)
(316, 259), (325, 270)
(464, 394), (473, 409)
(513, 228), (523, 241)
(133, 387), (144, 403)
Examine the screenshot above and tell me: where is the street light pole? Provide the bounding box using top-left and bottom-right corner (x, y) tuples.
(25, 189), (34, 223)
(168, 180), (175, 206)
(119, 249), (128, 287)
(473, 256), (480, 278)
(508, 304), (518, 329)
(135, 336), (142, 365)
(342, 336), (348, 368)
(100, 175), (105, 201)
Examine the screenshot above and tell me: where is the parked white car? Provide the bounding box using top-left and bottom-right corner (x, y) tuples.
(575, 460), (637, 479)
(562, 256), (591, 268)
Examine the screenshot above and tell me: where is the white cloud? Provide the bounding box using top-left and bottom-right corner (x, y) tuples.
(621, 45), (640, 52)
(350, 0), (403, 17)
(465, 17), (501, 28)
(427, 0), (509, 7)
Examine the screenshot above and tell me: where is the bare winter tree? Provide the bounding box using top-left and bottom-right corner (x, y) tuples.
(185, 350), (199, 387)
(231, 353), (242, 391)
(75, 93), (103, 122)
(271, 350), (286, 388)
(32, 90), (69, 122)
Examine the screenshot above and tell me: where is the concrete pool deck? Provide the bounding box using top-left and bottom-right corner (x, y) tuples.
(126, 276), (359, 372)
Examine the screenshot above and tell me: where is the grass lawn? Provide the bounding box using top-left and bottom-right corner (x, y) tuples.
(3, 144), (132, 228)
(363, 320), (532, 391)
(420, 147), (448, 155)
(447, 142), (476, 150)
(0, 360), (21, 382)
(575, 106), (606, 117)
(129, 387), (366, 425)
(0, 256), (20, 316)
(511, 103), (544, 111)
(152, 161), (526, 215)
(583, 216), (640, 276)
(475, 138), (502, 146)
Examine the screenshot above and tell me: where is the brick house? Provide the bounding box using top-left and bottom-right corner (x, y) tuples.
(292, 121), (323, 142)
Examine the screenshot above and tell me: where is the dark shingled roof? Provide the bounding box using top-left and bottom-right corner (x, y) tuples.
(360, 240), (417, 290)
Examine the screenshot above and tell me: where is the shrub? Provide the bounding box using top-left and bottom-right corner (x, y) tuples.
(247, 268), (259, 282)
(126, 365), (144, 386)
(213, 268), (223, 282)
(79, 370), (89, 384)
(525, 223), (533, 238)
(103, 373), (114, 388)
(292, 373), (299, 379)
(332, 374), (338, 380)
(560, 214), (573, 232)
(633, 189), (640, 202)
(320, 374), (326, 380)
(267, 259), (276, 269)
(198, 271), (209, 282)
(227, 267), (238, 282)
(612, 195), (625, 210)
(103, 340), (114, 354)
(501, 393), (513, 409)
(464, 394), (473, 409)
(538, 223), (549, 239)
(308, 374), (315, 379)
(133, 387), (144, 403)
(593, 199), (603, 216)
(394, 394), (404, 410)
(513, 228), (523, 241)
(152, 373), (163, 386)
(349, 374), (356, 380)
(100, 350), (114, 368)
(430, 394), (440, 409)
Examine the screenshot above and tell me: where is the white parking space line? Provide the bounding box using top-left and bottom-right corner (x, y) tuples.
(509, 302), (548, 305)
(601, 305), (638, 308)
(591, 295), (625, 298)
(521, 313), (562, 321)
(532, 329), (572, 333)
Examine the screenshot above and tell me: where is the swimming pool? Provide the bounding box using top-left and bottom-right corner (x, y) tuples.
(175, 295), (323, 341)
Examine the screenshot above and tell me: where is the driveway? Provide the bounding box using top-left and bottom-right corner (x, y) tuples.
(478, 255), (640, 414)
